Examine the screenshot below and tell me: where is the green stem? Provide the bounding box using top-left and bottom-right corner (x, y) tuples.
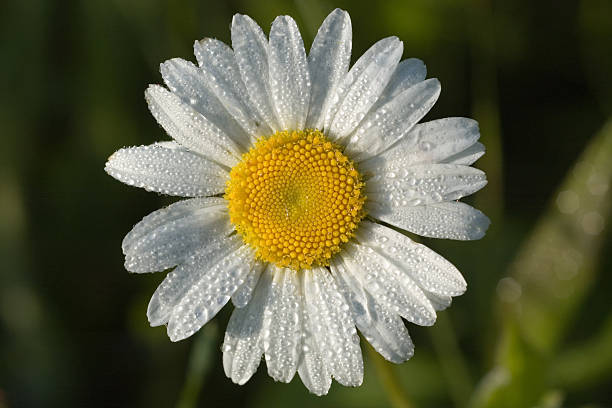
(430, 313), (473, 407)
(175, 323), (218, 408)
(368, 345), (415, 408)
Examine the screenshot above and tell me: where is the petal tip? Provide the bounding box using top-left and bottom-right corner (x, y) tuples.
(104, 153), (118, 175)
(232, 13), (256, 30)
(427, 77), (442, 92)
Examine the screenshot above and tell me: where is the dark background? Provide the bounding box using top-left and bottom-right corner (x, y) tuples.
(1, 0), (612, 407)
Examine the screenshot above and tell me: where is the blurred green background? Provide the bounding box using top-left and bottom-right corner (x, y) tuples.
(1, 0), (612, 407)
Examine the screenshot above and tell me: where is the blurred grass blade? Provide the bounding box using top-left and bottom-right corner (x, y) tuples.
(470, 118), (612, 408)
(367, 345), (415, 408)
(551, 313), (612, 390)
(469, 321), (547, 408)
(503, 118), (612, 351)
(175, 323), (218, 408)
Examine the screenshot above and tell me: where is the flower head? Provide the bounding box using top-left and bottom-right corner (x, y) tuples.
(225, 129), (365, 270)
(105, 9), (489, 395)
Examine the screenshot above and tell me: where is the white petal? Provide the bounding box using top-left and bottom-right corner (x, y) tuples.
(360, 117), (481, 170)
(231, 261), (265, 308)
(268, 16), (310, 130)
(326, 37), (403, 140)
(264, 267), (301, 382)
(371, 201), (491, 240)
(347, 78), (441, 161)
(339, 243), (436, 326)
(160, 58), (253, 150)
(423, 290), (452, 311)
(122, 197), (232, 273)
(167, 245), (254, 341)
(444, 142), (485, 165)
(306, 9), (352, 130)
(330, 259), (414, 363)
(366, 163), (487, 207)
(356, 221), (466, 296)
(231, 14), (280, 131)
(145, 85), (241, 167)
(374, 58), (427, 108)
(147, 235), (243, 326)
(297, 290), (332, 396)
(105, 142), (227, 197)
(223, 268), (274, 384)
(194, 38), (271, 140)
(302, 267), (363, 386)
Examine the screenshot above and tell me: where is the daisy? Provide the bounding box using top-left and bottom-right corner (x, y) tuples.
(105, 9), (489, 395)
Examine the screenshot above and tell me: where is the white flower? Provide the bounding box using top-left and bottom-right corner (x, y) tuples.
(105, 9), (489, 395)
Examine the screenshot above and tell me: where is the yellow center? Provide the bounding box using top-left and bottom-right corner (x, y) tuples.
(225, 129), (365, 270)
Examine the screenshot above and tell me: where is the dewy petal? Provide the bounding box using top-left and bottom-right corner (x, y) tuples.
(122, 197), (232, 273)
(297, 283), (332, 396)
(145, 85), (241, 168)
(356, 221), (467, 296)
(325, 37), (403, 140)
(330, 259), (414, 363)
(167, 245), (255, 341)
(444, 142), (485, 165)
(160, 58), (253, 150)
(268, 15), (311, 131)
(223, 268), (273, 385)
(193, 38), (272, 140)
(423, 290), (452, 311)
(371, 201), (491, 240)
(346, 78), (441, 161)
(360, 117), (481, 170)
(306, 8), (352, 130)
(147, 235), (244, 326)
(339, 243), (436, 326)
(366, 163), (487, 207)
(302, 267), (363, 386)
(374, 58), (427, 108)
(105, 142), (227, 197)
(231, 261), (265, 308)
(231, 14), (280, 131)
(263, 267), (301, 383)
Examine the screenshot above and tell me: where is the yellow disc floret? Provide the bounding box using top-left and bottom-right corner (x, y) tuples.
(225, 129), (365, 270)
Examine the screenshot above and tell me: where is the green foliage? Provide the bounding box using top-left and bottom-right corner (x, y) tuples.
(471, 120), (612, 408)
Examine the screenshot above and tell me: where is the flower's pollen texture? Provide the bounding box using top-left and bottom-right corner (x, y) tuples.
(226, 129), (365, 270)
